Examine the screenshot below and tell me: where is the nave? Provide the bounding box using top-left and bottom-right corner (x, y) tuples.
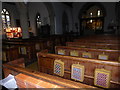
(1, 1), (120, 89)
(2, 34), (120, 89)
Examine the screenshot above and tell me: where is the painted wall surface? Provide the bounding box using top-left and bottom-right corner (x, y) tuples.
(52, 2), (73, 34)
(102, 2), (116, 32)
(72, 2), (117, 35)
(72, 2), (85, 33)
(28, 2), (50, 36)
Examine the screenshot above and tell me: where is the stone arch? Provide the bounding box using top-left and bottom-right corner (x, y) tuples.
(43, 2), (55, 34)
(62, 11), (69, 34)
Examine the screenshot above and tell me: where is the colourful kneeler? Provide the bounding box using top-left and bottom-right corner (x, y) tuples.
(54, 59), (64, 77)
(70, 50), (79, 56)
(71, 64), (85, 82)
(58, 49), (65, 55)
(82, 52), (91, 58)
(94, 69), (111, 88)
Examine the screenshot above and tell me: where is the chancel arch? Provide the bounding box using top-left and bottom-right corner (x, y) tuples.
(79, 2), (106, 36)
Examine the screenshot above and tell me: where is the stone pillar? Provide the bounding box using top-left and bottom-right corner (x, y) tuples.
(0, 1), (2, 40)
(19, 11), (29, 39)
(0, 1), (2, 82)
(16, 2), (29, 39)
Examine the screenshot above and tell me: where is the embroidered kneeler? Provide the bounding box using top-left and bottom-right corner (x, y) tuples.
(82, 52), (92, 58)
(54, 59), (64, 77)
(71, 64), (84, 82)
(70, 50), (79, 56)
(94, 69), (111, 88)
(58, 49), (65, 55)
(98, 52), (108, 60)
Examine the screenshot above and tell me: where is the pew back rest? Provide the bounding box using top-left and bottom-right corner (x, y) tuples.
(7, 58), (25, 68)
(74, 39), (119, 44)
(66, 42), (119, 50)
(37, 52), (120, 88)
(3, 60), (97, 88)
(55, 46), (120, 61)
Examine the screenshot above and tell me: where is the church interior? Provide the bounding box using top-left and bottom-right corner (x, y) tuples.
(1, 1), (120, 89)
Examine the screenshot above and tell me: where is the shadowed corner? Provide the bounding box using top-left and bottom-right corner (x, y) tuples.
(26, 61), (39, 71)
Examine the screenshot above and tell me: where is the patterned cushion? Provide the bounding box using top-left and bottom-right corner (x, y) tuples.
(82, 52), (91, 58)
(71, 64), (84, 82)
(94, 69), (111, 88)
(54, 59), (64, 77)
(98, 54), (108, 60)
(58, 49), (65, 55)
(70, 50), (79, 56)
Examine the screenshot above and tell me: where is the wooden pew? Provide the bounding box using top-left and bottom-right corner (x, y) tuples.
(74, 39), (119, 44)
(28, 39), (48, 52)
(55, 46), (120, 61)
(73, 34), (120, 44)
(2, 33), (75, 56)
(3, 42), (36, 63)
(2, 58), (97, 89)
(66, 42), (120, 50)
(75, 34), (120, 40)
(37, 52), (120, 88)
(2, 46), (20, 62)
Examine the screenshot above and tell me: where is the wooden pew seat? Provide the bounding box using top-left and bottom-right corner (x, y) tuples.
(2, 59), (97, 89)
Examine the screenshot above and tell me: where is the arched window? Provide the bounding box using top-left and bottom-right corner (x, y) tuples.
(79, 3), (105, 35)
(36, 13), (42, 36)
(81, 6), (104, 31)
(36, 13), (42, 28)
(1, 9), (11, 29)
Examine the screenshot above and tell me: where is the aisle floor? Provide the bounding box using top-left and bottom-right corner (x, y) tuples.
(26, 61), (39, 71)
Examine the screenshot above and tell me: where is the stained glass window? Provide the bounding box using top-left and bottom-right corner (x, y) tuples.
(1, 9), (11, 29)
(80, 5), (104, 35)
(36, 14), (41, 28)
